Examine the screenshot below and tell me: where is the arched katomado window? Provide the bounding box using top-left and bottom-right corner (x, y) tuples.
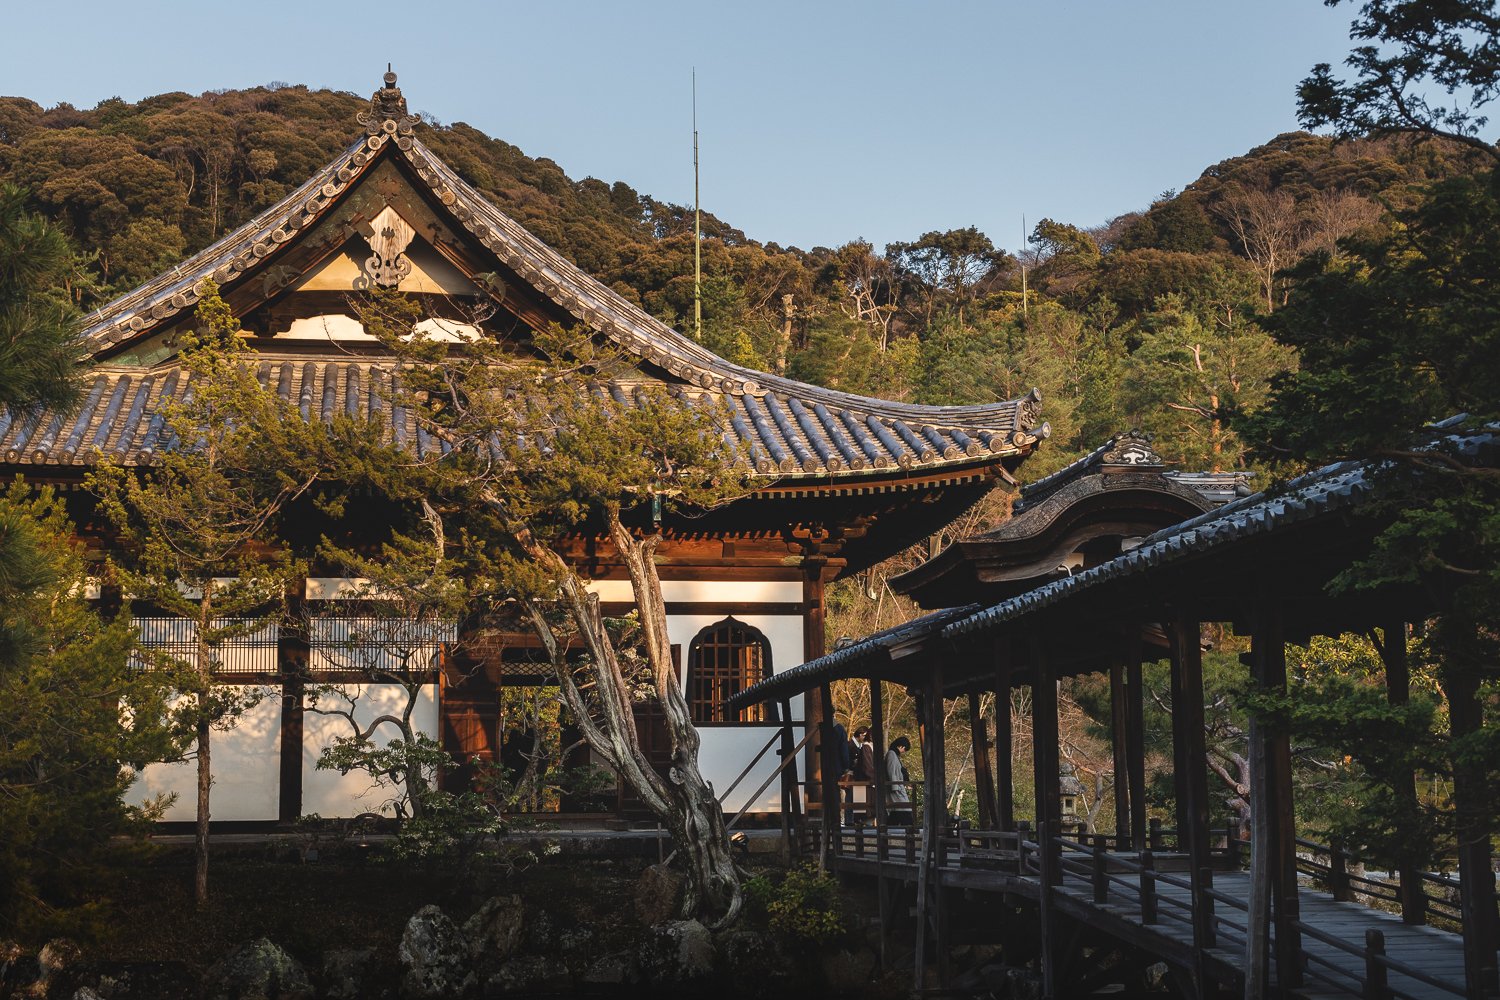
(687, 618), (776, 724)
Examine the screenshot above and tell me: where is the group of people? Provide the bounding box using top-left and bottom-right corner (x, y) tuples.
(832, 723), (914, 827)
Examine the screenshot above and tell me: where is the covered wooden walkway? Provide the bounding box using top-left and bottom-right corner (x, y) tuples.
(733, 427), (1500, 999)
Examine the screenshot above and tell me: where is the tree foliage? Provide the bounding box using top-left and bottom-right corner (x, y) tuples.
(87, 282), (327, 906)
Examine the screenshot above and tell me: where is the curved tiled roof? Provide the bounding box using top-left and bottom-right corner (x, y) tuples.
(728, 422), (1498, 703)
(941, 426), (1497, 639)
(0, 359), (1026, 480)
(58, 78), (1046, 482)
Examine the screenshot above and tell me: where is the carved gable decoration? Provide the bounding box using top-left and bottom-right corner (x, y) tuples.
(1099, 430), (1162, 468)
(357, 69), (420, 145)
(359, 205), (415, 288)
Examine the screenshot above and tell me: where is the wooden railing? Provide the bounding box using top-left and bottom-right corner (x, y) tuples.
(1294, 836), (1464, 928)
(811, 818), (1481, 999)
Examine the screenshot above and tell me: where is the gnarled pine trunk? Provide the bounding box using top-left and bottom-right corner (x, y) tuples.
(506, 500), (741, 926)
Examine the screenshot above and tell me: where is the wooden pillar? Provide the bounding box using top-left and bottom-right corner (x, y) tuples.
(277, 586), (308, 824)
(968, 688), (999, 831)
(870, 679), (889, 839)
(776, 699), (799, 861)
(802, 567), (828, 817)
(1170, 613), (1214, 996)
(1109, 659), (1130, 849)
(818, 682), (840, 866)
(1448, 661), (1499, 998)
(914, 657), (950, 989)
(995, 639), (1015, 832)
(1379, 621), (1427, 926)
(1125, 628), (1148, 853)
(1247, 600), (1300, 997)
(1031, 632), (1062, 998)
(869, 677), (893, 970)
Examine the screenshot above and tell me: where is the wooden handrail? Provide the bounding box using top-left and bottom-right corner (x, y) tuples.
(724, 729), (813, 832)
(1294, 918), (1465, 997)
(717, 727), (788, 806)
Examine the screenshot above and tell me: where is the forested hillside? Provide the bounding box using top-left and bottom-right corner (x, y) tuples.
(0, 83), (1483, 484)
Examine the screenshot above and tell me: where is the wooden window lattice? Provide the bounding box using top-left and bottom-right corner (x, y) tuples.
(309, 616), (457, 677)
(687, 618), (775, 724)
(131, 616), (279, 676)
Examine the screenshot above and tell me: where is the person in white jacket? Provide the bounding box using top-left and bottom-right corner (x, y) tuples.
(886, 736), (913, 826)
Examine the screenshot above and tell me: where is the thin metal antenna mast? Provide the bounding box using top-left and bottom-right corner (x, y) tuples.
(693, 69), (702, 341)
(1020, 214), (1028, 320)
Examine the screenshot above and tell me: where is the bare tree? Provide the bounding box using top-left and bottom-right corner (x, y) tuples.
(1215, 184), (1308, 311)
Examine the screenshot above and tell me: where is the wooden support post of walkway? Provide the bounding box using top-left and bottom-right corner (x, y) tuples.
(969, 688), (999, 831)
(867, 675), (892, 968)
(1247, 600), (1300, 997)
(995, 637), (1015, 832)
(1448, 661), (1500, 998)
(1125, 628), (1148, 855)
(776, 699), (799, 861)
(1171, 612), (1215, 997)
(1032, 633), (1063, 998)
(1378, 620), (1428, 927)
(817, 683), (840, 868)
(1109, 658), (1131, 849)
(913, 660), (949, 989)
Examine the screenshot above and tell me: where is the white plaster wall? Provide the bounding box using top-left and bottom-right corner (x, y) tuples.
(666, 611), (807, 814)
(301, 684), (439, 818)
(124, 686), (282, 822)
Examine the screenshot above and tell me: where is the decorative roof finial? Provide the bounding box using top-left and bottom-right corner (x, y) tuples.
(357, 66), (420, 144)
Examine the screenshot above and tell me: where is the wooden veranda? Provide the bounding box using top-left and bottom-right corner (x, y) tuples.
(730, 435), (1500, 999)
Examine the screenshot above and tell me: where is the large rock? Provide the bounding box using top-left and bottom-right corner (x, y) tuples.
(0, 941), (38, 993)
(320, 948), (377, 1000)
(714, 928), (795, 995)
(578, 952), (633, 987)
(819, 948), (874, 992)
(480, 955), (570, 996)
(398, 905), (475, 999)
(634, 863), (685, 925)
(637, 919), (715, 984)
(462, 896), (524, 963)
(202, 939), (314, 1000)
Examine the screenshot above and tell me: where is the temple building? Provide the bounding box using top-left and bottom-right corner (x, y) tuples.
(0, 73), (1049, 826)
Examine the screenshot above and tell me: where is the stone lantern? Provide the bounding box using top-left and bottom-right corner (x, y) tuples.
(1059, 762), (1084, 833)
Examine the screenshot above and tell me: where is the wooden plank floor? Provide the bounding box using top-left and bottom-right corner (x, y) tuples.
(829, 844), (1471, 999)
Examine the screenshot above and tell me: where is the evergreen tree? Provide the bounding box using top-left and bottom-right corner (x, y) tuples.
(88, 282), (325, 907)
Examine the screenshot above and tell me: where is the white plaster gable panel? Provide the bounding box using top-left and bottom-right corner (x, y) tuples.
(290, 239), (478, 297)
(301, 683), (438, 818)
(123, 686), (281, 822)
(587, 579), (803, 604)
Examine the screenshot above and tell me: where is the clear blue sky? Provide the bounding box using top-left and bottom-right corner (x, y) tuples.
(0, 0), (1355, 254)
